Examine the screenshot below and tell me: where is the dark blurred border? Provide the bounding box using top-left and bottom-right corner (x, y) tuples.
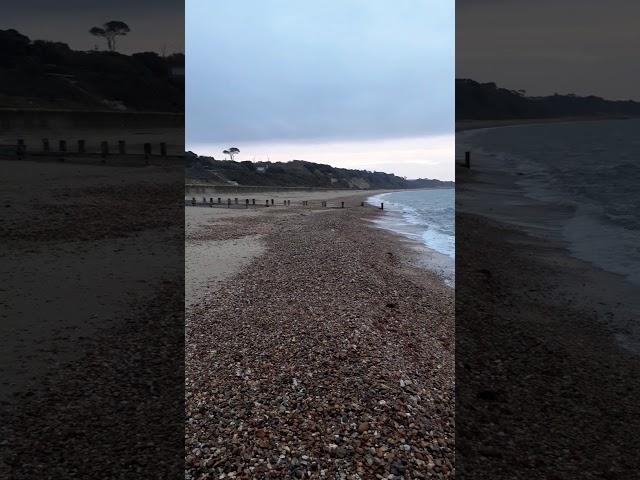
(0, 2), (184, 477)
(456, 1), (640, 478)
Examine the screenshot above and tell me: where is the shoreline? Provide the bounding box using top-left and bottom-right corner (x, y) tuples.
(457, 120), (640, 353)
(365, 191), (455, 287)
(455, 115), (635, 132)
(455, 121), (640, 477)
(185, 195), (454, 478)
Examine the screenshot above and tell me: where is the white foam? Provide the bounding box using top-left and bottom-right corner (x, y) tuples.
(367, 190), (455, 259)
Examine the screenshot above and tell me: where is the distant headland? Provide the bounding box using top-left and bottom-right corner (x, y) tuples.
(186, 152), (453, 190)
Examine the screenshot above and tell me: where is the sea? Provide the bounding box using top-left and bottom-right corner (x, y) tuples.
(458, 119), (640, 286)
(367, 189), (455, 284)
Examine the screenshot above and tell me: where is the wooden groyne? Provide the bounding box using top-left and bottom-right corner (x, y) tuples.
(185, 196), (385, 210)
(1, 138), (182, 164)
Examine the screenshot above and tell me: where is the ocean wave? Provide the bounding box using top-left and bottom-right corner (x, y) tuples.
(367, 190), (455, 259)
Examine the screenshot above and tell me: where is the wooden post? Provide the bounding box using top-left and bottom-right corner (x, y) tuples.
(100, 141), (109, 158)
(144, 142), (152, 159)
(202, 197), (206, 204)
(191, 197), (196, 205)
(42, 138), (50, 153)
(77, 139), (85, 153)
(245, 199), (249, 208)
(227, 198), (231, 208)
(252, 199), (255, 205)
(341, 201), (344, 208)
(271, 199), (274, 205)
(381, 203), (384, 210)
(465, 151), (471, 168)
(218, 197), (221, 204)
(361, 201), (364, 207)
(234, 197), (238, 204)
(59, 140), (67, 152)
(160, 142), (167, 156)
(266, 199), (269, 207)
(209, 197), (214, 204)
(118, 140), (126, 155)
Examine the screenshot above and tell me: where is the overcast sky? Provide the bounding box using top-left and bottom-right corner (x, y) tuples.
(457, 0), (640, 101)
(1, 0), (184, 54)
(187, 0), (454, 180)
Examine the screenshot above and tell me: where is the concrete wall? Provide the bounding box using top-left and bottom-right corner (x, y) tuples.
(0, 109), (183, 132)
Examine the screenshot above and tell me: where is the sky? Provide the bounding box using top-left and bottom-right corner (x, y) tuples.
(187, 0), (454, 180)
(1, 0), (184, 54)
(457, 0), (640, 101)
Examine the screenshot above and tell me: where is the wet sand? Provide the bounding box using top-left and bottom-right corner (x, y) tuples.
(185, 195), (455, 478)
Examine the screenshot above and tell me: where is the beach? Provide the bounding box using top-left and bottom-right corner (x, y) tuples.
(0, 158), (185, 478)
(455, 121), (640, 478)
(185, 191), (455, 478)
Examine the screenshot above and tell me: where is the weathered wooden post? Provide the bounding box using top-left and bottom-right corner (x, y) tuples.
(218, 197), (221, 204)
(361, 201), (364, 207)
(209, 197), (214, 205)
(252, 199), (255, 205)
(191, 197), (196, 205)
(234, 197), (238, 204)
(118, 140), (126, 155)
(271, 199), (274, 205)
(265, 199), (269, 207)
(202, 196), (206, 204)
(227, 198), (231, 208)
(381, 202), (384, 210)
(341, 201), (344, 208)
(100, 141), (109, 160)
(160, 142), (167, 157)
(77, 139), (85, 153)
(42, 138), (50, 153)
(465, 151), (471, 168)
(59, 140), (67, 152)
(245, 199), (249, 208)
(144, 142), (152, 159)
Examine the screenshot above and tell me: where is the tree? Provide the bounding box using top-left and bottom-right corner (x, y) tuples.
(89, 21), (130, 52)
(223, 147), (240, 160)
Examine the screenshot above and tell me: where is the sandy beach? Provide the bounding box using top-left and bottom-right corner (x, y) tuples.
(185, 191), (455, 478)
